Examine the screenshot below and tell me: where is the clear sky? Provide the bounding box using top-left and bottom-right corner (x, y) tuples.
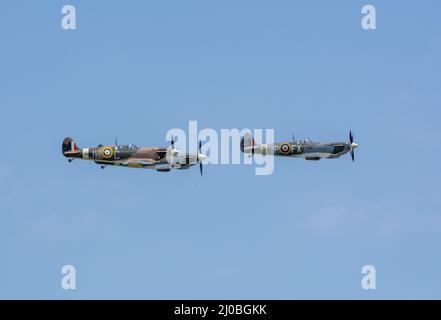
(1, 0), (440, 299)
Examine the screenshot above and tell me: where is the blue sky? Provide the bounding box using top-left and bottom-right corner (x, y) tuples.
(0, 0), (440, 299)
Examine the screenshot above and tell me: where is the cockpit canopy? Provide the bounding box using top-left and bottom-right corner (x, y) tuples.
(293, 138), (312, 144)
(116, 144), (138, 150)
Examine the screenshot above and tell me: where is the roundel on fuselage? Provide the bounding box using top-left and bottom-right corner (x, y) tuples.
(279, 142), (291, 155)
(101, 146), (114, 159)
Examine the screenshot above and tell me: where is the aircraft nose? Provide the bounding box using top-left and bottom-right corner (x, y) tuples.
(351, 143), (358, 149)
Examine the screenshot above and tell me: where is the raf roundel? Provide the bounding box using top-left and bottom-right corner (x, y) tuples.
(101, 147), (114, 159)
(279, 142), (291, 155)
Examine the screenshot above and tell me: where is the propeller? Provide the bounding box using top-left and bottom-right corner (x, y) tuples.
(166, 136), (179, 166)
(197, 140), (203, 176)
(292, 133), (295, 142)
(349, 130), (358, 162)
(115, 137), (118, 146)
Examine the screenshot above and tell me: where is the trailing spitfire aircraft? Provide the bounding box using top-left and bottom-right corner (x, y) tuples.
(62, 137), (206, 174)
(241, 130), (358, 161)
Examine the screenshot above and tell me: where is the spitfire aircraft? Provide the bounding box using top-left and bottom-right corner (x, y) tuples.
(241, 130), (358, 161)
(62, 137), (206, 174)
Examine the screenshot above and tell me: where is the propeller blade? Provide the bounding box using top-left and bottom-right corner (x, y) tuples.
(198, 140), (203, 175)
(171, 136), (175, 149)
(197, 140), (202, 163)
(292, 133), (295, 142)
(349, 130), (356, 162)
(115, 137), (118, 146)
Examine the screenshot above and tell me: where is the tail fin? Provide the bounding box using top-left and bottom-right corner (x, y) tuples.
(62, 137), (80, 157)
(240, 132), (256, 153)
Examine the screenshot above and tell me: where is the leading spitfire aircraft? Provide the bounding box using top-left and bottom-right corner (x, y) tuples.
(241, 130), (358, 161)
(62, 137), (206, 175)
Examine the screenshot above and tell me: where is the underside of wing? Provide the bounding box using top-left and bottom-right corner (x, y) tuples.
(305, 157), (321, 161)
(121, 158), (157, 168)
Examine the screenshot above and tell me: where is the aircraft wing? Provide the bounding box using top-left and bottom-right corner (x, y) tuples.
(121, 158), (158, 168)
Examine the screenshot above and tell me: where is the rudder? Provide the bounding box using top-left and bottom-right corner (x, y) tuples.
(240, 132), (255, 153)
(62, 137), (79, 157)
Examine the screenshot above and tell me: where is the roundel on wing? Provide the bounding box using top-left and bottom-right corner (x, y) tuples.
(279, 142), (291, 155)
(101, 146), (114, 159)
